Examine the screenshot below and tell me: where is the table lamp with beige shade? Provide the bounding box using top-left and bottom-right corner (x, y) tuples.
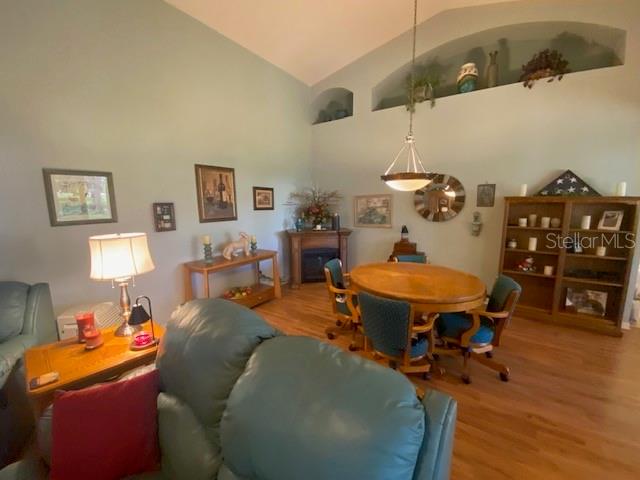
(89, 233), (155, 337)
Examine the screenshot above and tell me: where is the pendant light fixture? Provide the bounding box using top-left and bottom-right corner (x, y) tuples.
(381, 0), (431, 192)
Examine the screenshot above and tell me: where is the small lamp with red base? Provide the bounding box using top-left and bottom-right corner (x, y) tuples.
(128, 296), (158, 351)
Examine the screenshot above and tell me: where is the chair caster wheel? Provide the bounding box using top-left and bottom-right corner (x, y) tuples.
(462, 374), (471, 385)
(422, 372), (431, 380)
(485, 352), (493, 359)
(327, 333), (336, 340)
(348, 344), (357, 351)
(499, 372), (510, 382)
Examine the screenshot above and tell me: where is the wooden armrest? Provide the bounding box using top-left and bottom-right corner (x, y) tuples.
(469, 309), (509, 319)
(327, 284), (351, 296)
(412, 324), (434, 334)
(343, 272), (351, 280)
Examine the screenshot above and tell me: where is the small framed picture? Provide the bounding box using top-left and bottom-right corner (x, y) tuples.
(194, 164), (238, 223)
(565, 287), (607, 317)
(42, 168), (117, 227)
(476, 183), (496, 207)
(354, 194), (392, 228)
(253, 187), (274, 211)
(597, 210), (624, 231)
(153, 203), (176, 232)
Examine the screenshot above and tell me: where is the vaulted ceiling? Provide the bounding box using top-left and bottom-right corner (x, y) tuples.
(165, 0), (517, 85)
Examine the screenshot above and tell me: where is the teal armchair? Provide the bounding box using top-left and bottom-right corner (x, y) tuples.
(0, 282), (57, 467)
(359, 291), (434, 380)
(323, 258), (360, 350)
(437, 275), (521, 384)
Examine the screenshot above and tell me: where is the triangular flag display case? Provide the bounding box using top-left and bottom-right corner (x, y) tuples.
(536, 169), (600, 197)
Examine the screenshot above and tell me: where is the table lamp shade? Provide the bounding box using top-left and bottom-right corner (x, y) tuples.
(89, 233), (155, 281)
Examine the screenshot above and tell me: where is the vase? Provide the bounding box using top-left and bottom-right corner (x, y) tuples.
(487, 51), (498, 88)
(457, 63), (478, 93)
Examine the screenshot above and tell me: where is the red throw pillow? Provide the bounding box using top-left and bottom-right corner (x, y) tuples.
(51, 369), (160, 480)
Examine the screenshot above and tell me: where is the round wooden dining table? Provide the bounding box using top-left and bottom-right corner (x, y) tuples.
(350, 263), (486, 314)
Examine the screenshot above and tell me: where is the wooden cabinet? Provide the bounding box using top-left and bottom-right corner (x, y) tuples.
(499, 197), (639, 336)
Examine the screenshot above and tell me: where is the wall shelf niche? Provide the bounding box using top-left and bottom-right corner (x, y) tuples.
(372, 21), (626, 112)
(312, 87), (354, 125)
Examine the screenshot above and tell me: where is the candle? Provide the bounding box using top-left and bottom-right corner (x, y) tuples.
(540, 217), (551, 228)
(581, 215), (591, 230)
(528, 237), (538, 251)
(251, 235), (257, 243)
(519, 184), (528, 197)
(201, 235), (211, 245)
(528, 214), (537, 228)
(616, 181), (627, 196)
(596, 246), (607, 257)
(543, 265), (554, 276)
(518, 218), (528, 227)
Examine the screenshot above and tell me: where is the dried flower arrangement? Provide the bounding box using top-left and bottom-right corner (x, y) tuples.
(520, 49), (571, 89)
(287, 188), (342, 227)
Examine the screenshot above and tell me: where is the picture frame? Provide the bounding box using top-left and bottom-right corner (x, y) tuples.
(152, 202), (176, 232)
(194, 164), (238, 223)
(476, 183), (496, 207)
(354, 194), (392, 228)
(597, 210), (624, 231)
(565, 287), (607, 317)
(42, 168), (117, 227)
(253, 186), (274, 211)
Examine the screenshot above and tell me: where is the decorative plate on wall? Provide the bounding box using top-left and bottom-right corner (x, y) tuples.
(414, 174), (466, 222)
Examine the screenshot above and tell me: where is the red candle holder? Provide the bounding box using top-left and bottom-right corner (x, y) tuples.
(75, 312), (95, 343)
(130, 331), (156, 351)
(83, 327), (103, 350)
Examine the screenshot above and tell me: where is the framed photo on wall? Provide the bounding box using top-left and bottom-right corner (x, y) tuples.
(476, 183), (496, 207)
(253, 186), (274, 211)
(42, 168), (117, 227)
(354, 194), (392, 228)
(153, 202), (176, 232)
(194, 164), (238, 223)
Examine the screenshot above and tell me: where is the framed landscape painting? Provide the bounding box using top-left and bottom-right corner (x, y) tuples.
(253, 186), (274, 211)
(354, 194), (392, 228)
(195, 164), (238, 223)
(42, 168), (117, 226)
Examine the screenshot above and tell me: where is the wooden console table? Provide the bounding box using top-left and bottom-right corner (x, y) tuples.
(287, 229), (352, 289)
(183, 249), (282, 308)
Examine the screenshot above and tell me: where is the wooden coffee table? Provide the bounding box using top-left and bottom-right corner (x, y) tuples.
(24, 322), (164, 416)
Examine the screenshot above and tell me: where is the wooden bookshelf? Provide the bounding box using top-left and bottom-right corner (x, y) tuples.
(499, 196), (640, 336)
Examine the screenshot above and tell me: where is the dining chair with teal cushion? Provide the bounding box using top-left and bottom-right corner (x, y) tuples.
(437, 275), (521, 384)
(391, 254), (427, 264)
(359, 291), (433, 379)
(323, 258), (360, 350)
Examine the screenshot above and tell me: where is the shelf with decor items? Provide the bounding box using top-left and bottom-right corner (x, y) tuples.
(499, 196), (640, 336)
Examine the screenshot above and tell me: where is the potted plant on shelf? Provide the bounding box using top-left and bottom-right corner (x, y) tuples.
(287, 188), (342, 229)
(405, 64), (441, 112)
(520, 49), (570, 89)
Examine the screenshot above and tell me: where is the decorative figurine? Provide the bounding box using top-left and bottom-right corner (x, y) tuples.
(507, 238), (518, 249)
(295, 217), (304, 232)
(457, 63), (478, 93)
(401, 225), (409, 241)
(471, 211), (483, 236)
(517, 256), (536, 273)
(222, 232), (251, 260)
(250, 235), (258, 255)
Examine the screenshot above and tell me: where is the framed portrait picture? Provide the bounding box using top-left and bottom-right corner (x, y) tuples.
(42, 168), (117, 227)
(476, 183), (496, 207)
(354, 194), (392, 228)
(153, 202), (176, 232)
(565, 287), (607, 317)
(194, 164), (238, 223)
(253, 186), (274, 211)
(597, 210), (623, 231)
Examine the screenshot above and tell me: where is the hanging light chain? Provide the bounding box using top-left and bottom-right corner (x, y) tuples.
(408, 0), (418, 136)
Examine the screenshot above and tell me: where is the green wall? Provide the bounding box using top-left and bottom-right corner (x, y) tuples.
(0, 0), (311, 321)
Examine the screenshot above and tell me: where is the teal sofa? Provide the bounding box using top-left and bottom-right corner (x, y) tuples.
(0, 282), (57, 468)
(0, 299), (457, 480)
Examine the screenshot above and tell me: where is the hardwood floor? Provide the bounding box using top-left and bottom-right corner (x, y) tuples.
(256, 283), (640, 480)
